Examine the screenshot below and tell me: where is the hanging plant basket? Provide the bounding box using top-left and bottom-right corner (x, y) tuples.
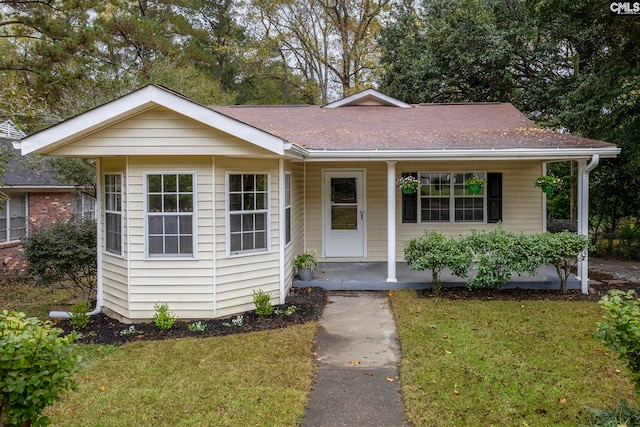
(535, 176), (563, 194)
(396, 176), (420, 195)
(467, 184), (482, 195)
(402, 187), (416, 195)
(464, 176), (485, 195)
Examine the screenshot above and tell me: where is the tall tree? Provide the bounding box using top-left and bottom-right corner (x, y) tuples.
(249, 0), (391, 103)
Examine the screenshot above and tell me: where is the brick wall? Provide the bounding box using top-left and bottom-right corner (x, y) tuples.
(0, 192), (74, 274)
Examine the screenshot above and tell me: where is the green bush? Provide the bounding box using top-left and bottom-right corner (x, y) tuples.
(535, 231), (592, 294)
(595, 290), (640, 399)
(253, 290), (274, 317)
(404, 230), (471, 296)
(462, 227), (538, 290)
(70, 300), (92, 330)
(22, 219), (97, 299)
(153, 303), (177, 330)
(0, 311), (78, 427)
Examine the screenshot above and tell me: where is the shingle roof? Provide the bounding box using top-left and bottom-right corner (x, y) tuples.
(1, 141), (74, 188)
(211, 103), (615, 151)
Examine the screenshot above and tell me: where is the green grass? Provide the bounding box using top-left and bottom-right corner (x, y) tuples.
(0, 278), (76, 318)
(389, 289), (637, 427)
(44, 323), (318, 426)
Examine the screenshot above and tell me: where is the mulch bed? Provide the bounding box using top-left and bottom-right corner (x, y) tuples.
(55, 269), (640, 345)
(56, 286), (327, 345)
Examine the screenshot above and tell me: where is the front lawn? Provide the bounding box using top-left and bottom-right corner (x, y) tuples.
(390, 289), (637, 426)
(44, 323), (317, 426)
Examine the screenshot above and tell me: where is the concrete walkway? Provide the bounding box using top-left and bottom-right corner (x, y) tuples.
(301, 292), (408, 427)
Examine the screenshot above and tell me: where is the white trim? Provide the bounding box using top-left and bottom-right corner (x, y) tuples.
(224, 171), (271, 257)
(279, 160), (286, 304)
(324, 89), (412, 108)
(103, 172), (124, 256)
(577, 155), (599, 294)
(142, 171), (198, 259)
(303, 147), (620, 161)
(386, 162), (397, 282)
(96, 159), (104, 314)
(211, 156), (217, 318)
(21, 85), (286, 156)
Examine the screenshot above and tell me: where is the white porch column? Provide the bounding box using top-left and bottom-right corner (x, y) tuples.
(576, 155), (600, 294)
(387, 161), (397, 282)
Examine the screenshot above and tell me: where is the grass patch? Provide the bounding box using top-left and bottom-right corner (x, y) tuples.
(390, 290), (637, 426)
(45, 323), (317, 426)
(0, 278), (76, 318)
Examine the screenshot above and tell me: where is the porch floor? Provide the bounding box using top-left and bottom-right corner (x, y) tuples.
(293, 262), (580, 291)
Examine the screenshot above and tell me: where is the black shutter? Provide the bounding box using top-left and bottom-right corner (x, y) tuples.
(401, 172), (418, 223)
(487, 173), (502, 223)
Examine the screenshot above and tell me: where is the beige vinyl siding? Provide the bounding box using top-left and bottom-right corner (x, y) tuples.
(214, 157), (281, 318)
(100, 158), (129, 318)
(124, 156), (215, 319)
(284, 162), (305, 291)
(305, 160), (545, 262)
(48, 107), (276, 157)
(102, 255), (129, 319)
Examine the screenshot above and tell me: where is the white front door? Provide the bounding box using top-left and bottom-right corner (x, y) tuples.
(323, 170), (365, 257)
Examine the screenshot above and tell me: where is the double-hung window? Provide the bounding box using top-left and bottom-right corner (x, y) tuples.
(104, 174), (122, 254)
(420, 172), (484, 222)
(228, 173), (269, 255)
(146, 173), (195, 257)
(284, 172), (291, 245)
(0, 195), (26, 242)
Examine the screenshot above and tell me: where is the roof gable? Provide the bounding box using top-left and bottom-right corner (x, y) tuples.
(323, 89), (412, 108)
(20, 85), (285, 156)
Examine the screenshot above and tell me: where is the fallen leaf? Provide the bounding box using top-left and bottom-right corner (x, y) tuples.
(350, 360), (361, 365)
(84, 376), (91, 382)
(99, 386), (106, 392)
(386, 377), (394, 382)
(442, 335), (448, 339)
(559, 397), (567, 404)
(364, 371), (373, 376)
(445, 349), (452, 354)
(430, 325), (437, 329)
(453, 390), (460, 395)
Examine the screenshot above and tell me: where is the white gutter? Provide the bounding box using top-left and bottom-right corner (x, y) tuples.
(576, 154), (600, 293)
(303, 147), (620, 161)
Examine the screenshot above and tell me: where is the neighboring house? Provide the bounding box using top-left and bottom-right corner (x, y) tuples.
(18, 86), (620, 321)
(0, 119), (95, 273)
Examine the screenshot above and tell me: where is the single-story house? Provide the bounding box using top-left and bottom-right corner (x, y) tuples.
(18, 86), (620, 321)
(0, 119), (95, 273)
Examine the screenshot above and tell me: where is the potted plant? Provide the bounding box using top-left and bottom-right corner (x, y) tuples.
(464, 176), (486, 195)
(295, 252), (318, 281)
(535, 175), (563, 194)
(396, 176), (421, 194)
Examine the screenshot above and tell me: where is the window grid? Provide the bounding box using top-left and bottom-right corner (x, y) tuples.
(104, 174), (122, 254)
(419, 172), (485, 223)
(146, 173), (194, 257)
(228, 173), (269, 254)
(0, 195), (26, 242)
(285, 172), (291, 245)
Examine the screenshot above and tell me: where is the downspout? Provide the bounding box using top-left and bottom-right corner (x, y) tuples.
(576, 154), (599, 294)
(50, 158), (104, 318)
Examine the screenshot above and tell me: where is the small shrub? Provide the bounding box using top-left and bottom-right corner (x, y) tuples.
(535, 231), (592, 293)
(0, 310), (78, 427)
(70, 300), (92, 330)
(223, 315), (244, 327)
(275, 305), (297, 316)
(153, 303), (177, 330)
(188, 321), (207, 332)
(404, 230), (471, 296)
(587, 399), (640, 426)
(595, 290), (640, 398)
(119, 325), (142, 336)
(253, 290), (274, 317)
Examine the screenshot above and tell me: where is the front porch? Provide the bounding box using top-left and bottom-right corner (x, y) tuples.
(292, 262), (580, 291)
